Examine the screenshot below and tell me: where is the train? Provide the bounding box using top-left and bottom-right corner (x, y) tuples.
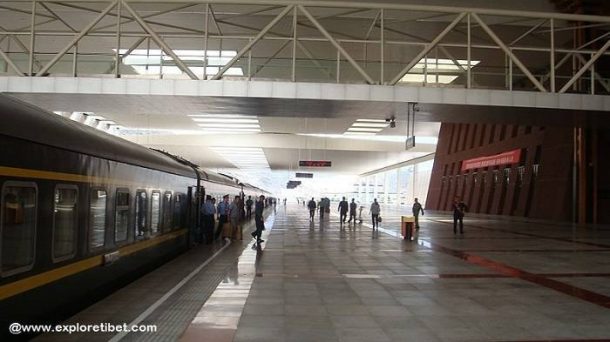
(0, 94), (270, 338)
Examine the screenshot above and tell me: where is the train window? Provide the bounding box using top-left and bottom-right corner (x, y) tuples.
(115, 189), (130, 243)
(150, 191), (161, 235)
(172, 194), (185, 230)
(134, 190), (147, 240)
(162, 192), (172, 232)
(1, 182), (37, 277)
(89, 189), (107, 249)
(53, 185), (78, 262)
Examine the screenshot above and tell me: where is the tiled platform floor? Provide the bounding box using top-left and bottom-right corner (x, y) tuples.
(185, 204), (610, 342)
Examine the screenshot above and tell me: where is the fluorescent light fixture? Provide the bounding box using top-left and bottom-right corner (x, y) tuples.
(189, 114), (252, 118)
(191, 114), (261, 134)
(356, 119), (387, 123)
(191, 118), (259, 123)
(344, 132), (376, 136)
(197, 124), (260, 129)
(347, 127), (383, 132)
(209, 147), (270, 170)
(352, 123), (389, 128)
(201, 128), (261, 133)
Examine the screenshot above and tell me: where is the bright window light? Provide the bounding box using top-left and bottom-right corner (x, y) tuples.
(400, 74), (459, 84)
(113, 49), (243, 77)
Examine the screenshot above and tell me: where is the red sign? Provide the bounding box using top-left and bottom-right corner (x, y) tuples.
(461, 149), (521, 171)
(299, 160), (332, 167)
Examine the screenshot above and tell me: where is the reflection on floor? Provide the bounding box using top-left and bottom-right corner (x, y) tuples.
(184, 203), (610, 342)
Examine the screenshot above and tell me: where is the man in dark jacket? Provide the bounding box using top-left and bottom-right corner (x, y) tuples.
(348, 199), (357, 223)
(246, 196), (253, 219)
(338, 197), (349, 223)
(251, 195), (265, 244)
(412, 198), (424, 230)
(452, 197), (468, 234)
(307, 198), (317, 221)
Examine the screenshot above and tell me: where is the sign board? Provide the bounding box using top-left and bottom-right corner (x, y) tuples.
(461, 149), (522, 171)
(286, 180), (302, 189)
(296, 172), (314, 178)
(299, 160), (332, 167)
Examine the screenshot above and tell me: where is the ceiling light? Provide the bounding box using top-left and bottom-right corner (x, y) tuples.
(356, 119), (387, 123)
(347, 127), (383, 132)
(344, 132), (376, 136)
(352, 123), (389, 128)
(197, 123), (260, 129)
(191, 118), (259, 123)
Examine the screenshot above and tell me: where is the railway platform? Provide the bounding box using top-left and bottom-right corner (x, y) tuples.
(37, 204), (610, 342)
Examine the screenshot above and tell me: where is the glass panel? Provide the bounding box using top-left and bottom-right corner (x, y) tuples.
(115, 190), (130, 242)
(53, 187), (77, 259)
(2, 185), (37, 273)
(150, 192), (160, 234)
(172, 194), (185, 230)
(89, 189), (106, 249)
(162, 192), (172, 231)
(135, 191), (147, 239)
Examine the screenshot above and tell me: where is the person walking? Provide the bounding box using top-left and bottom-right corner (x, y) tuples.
(370, 199), (381, 230)
(412, 198), (424, 230)
(216, 195), (230, 240)
(338, 197), (348, 223)
(348, 198), (357, 223)
(251, 195), (265, 244)
(452, 197), (468, 234)
(230, 196), (242, 240)
(246, 196), (253, 219)
(307, 197), (317, 221)
(318, 198), (325, 219)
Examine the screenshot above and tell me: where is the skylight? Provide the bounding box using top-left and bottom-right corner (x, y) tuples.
(400, 58), (480, 84)
(113, 49), (243, 78)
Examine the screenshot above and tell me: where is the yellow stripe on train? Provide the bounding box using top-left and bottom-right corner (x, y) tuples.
(0, 229), (187, 301)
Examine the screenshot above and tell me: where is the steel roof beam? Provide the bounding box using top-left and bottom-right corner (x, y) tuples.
(471, 12), (546, 92)
(36, 0), (118, 76)
(122, 0), (199, 79)
(0, 47), (25, 75)
(559, 39), (610, 93)
(389, 12), (465, 86)
(33, 0), (610, 24)
(298, 5), (374, 84)
(212, 5), (293, 80)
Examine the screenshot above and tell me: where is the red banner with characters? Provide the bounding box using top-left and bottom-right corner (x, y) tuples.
(461, 149), (521, 171)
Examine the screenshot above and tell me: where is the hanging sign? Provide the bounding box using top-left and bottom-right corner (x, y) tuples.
(299, 160), (332, 167)
(461, 149), (521, 171)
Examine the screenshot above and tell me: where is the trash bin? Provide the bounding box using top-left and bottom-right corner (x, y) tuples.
(401, 216), (415, 240)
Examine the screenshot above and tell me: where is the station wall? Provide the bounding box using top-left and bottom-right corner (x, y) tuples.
(425, 122), (574, 222)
